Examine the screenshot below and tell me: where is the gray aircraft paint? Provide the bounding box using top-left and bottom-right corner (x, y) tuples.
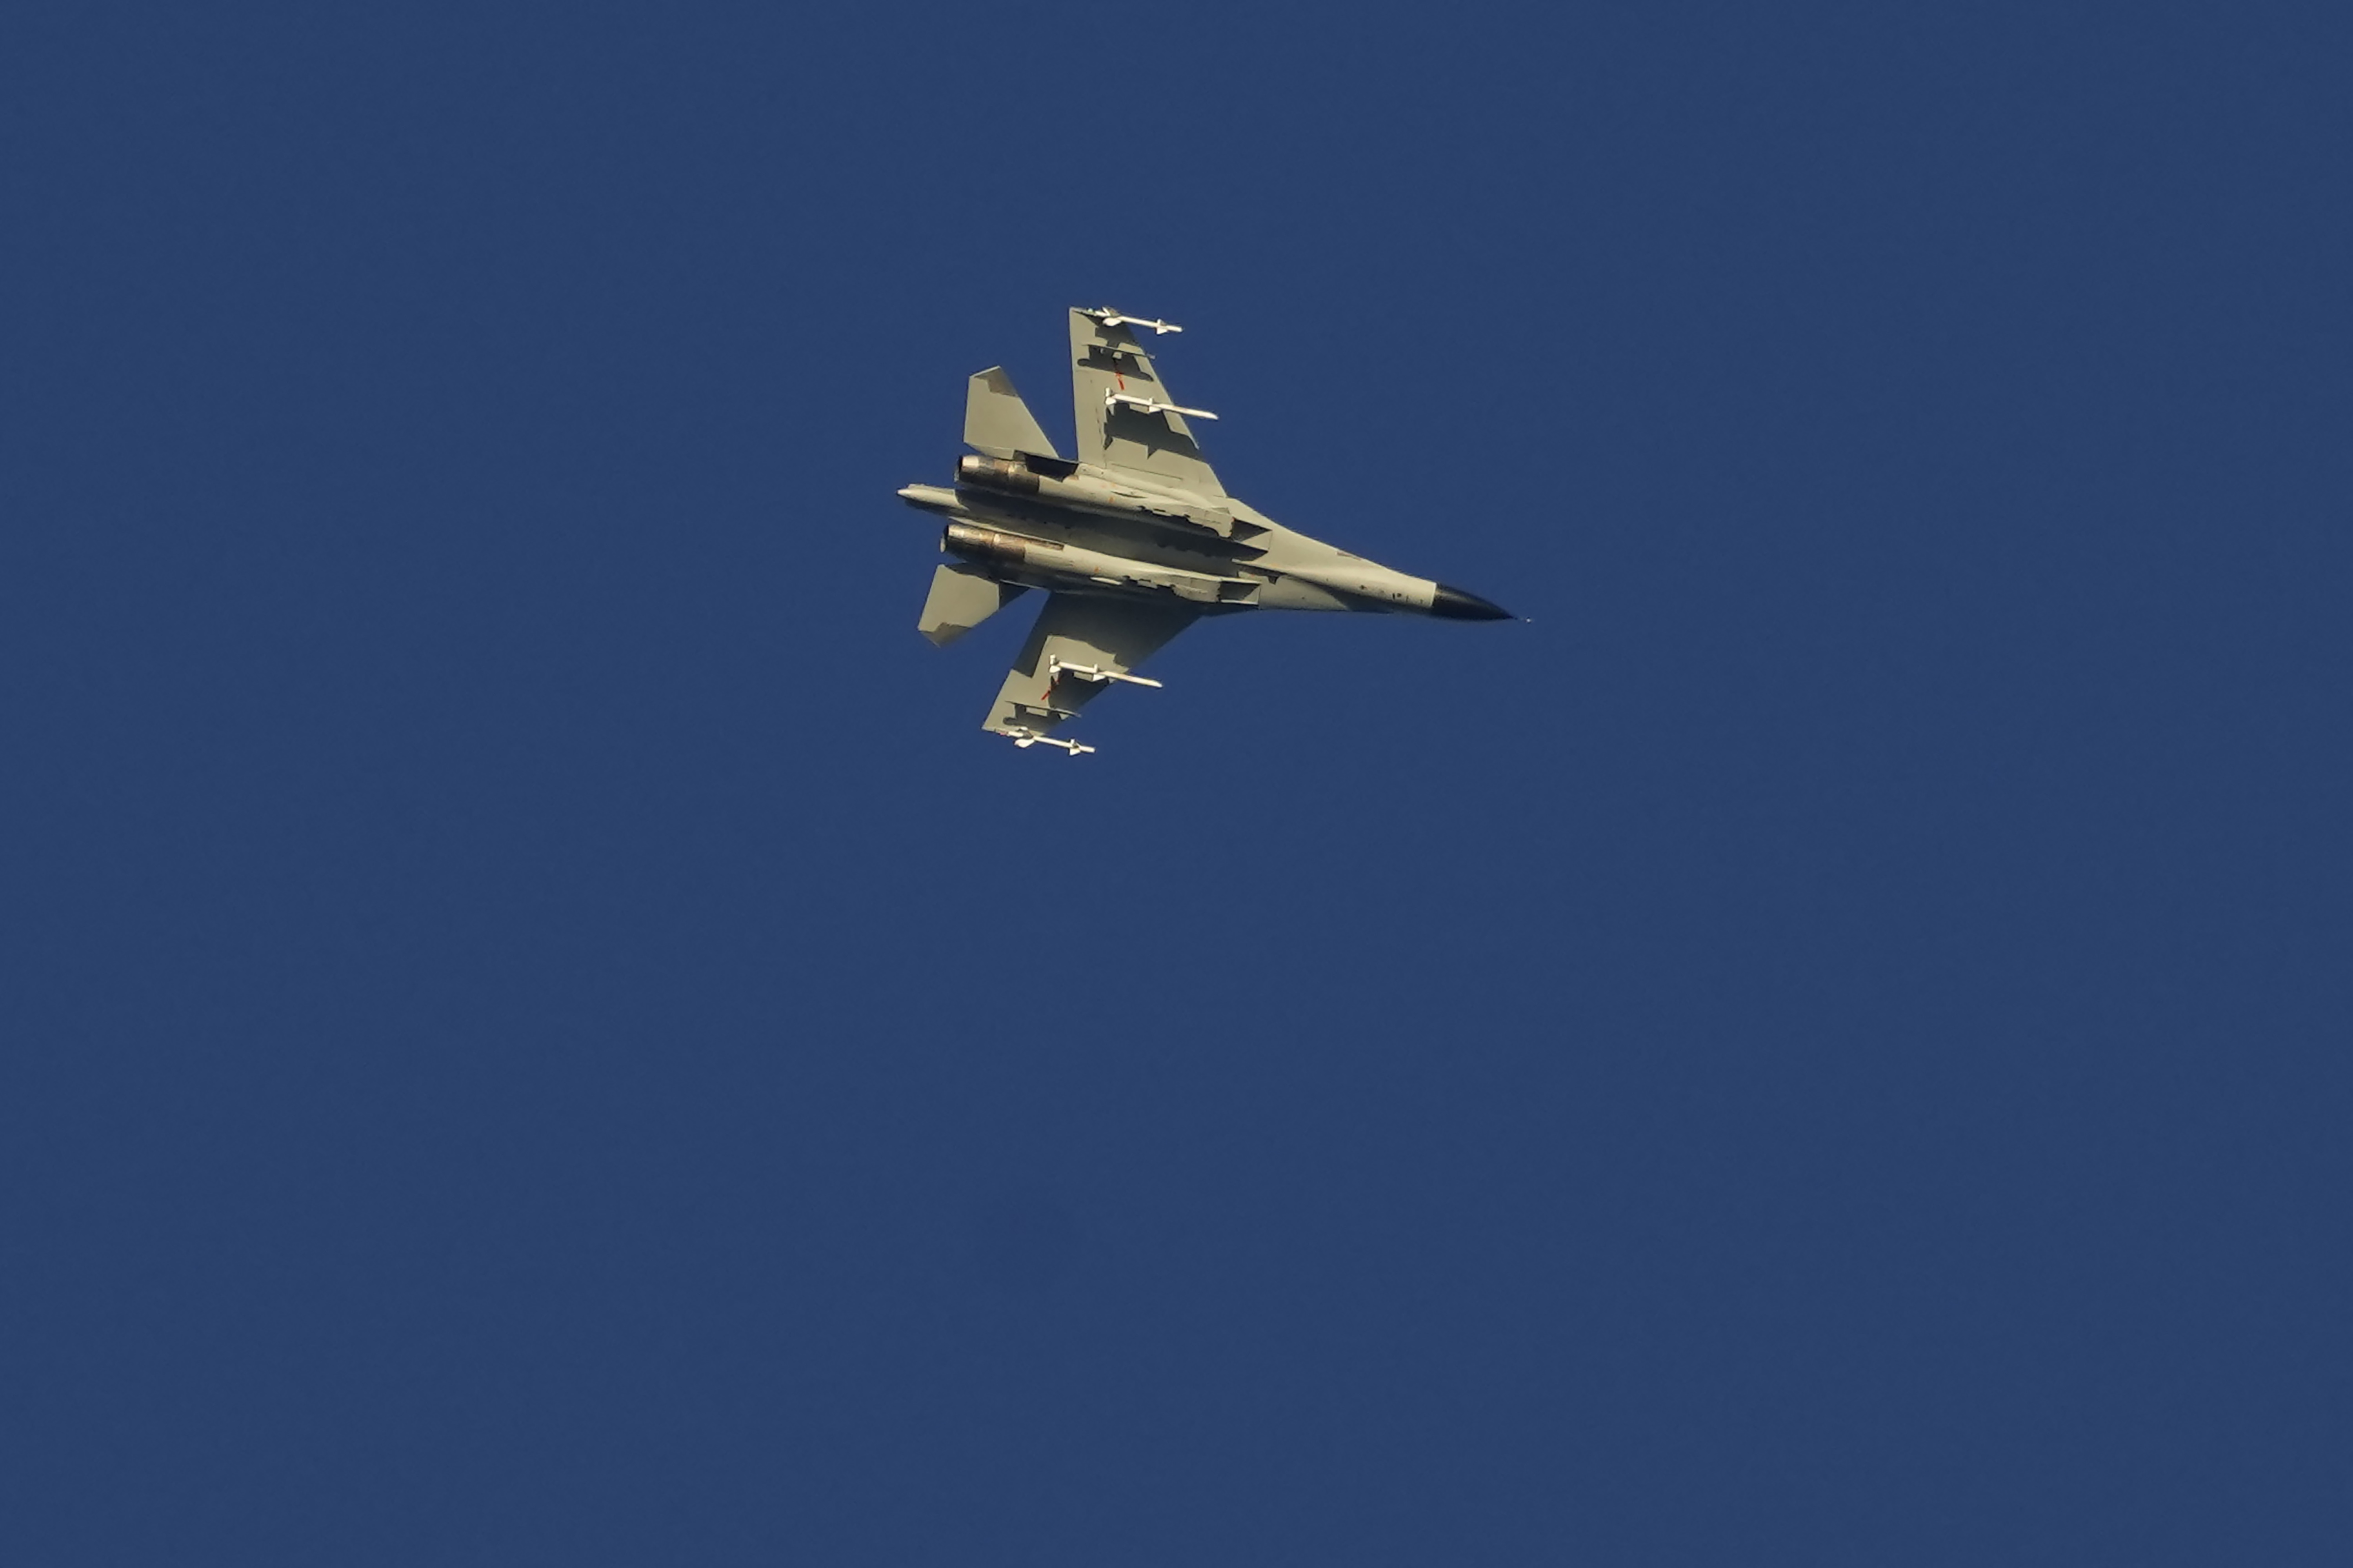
(900, 308), (1511, 753)
(916, 561), (1028, 648)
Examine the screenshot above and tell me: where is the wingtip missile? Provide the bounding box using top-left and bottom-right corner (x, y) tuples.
(997, 726), (1097, 757)
(1085, 307), (1183, 335)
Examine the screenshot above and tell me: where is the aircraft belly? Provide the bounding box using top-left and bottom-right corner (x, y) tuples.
(1259, 560), (1438, 612)
(917, 561), (1027, 646)
(942, 521), (1247, 607)
(1253, 576), (1353, 612)
(948, 491), (1259, 576)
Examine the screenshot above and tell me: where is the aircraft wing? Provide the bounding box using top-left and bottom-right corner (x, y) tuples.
(985, 592), (1199, 743)
(1069, 308), (1225, 500)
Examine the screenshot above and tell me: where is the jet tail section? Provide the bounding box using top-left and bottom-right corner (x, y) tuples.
(964, 367), (1061, 460)
(918, 562), (1027, 647)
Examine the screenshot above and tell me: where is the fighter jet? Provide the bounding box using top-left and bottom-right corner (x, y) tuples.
(898, 307), (1513, 755)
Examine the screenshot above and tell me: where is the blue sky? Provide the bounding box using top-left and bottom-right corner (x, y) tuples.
(5, 3), (2349, 1563)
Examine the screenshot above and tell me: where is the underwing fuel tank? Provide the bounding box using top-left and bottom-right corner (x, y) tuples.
(941, 521), (1251, 606)
(955, 455), (1238, 538)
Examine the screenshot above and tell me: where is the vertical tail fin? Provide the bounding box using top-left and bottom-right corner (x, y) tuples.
(964, 368), (1061, 460)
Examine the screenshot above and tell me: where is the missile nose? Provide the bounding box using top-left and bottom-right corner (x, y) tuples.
(1431, 582), (1513, 621)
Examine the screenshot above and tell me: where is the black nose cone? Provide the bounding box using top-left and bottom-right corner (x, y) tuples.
(1431, 582), (1513, 621)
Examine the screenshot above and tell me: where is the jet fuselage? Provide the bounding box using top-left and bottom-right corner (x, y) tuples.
(899, 309), (1511, 755)
(896, 464), (1509, 621)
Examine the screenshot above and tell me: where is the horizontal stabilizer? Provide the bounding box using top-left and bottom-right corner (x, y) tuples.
(964, 367), (1061, 460)
(918, 562), (1027, 647)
